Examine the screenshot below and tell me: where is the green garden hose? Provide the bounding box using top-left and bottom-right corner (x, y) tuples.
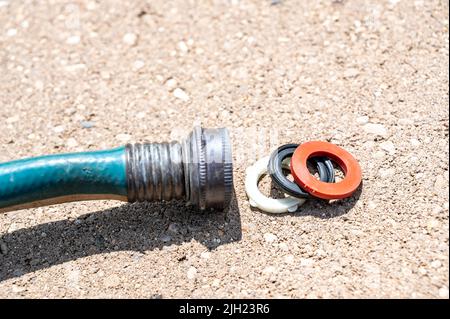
(0, 127), (233, 213)
(0, 147), (128, 212)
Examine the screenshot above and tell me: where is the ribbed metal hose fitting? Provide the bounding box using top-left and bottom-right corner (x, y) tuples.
(125, 127), (233, 211)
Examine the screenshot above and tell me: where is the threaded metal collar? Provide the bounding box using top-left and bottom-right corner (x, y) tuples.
(126, 126), (233, 211)
(182, 127), (233, 211)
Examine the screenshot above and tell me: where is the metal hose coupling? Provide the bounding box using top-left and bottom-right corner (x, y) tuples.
(125, 127), (233, 211)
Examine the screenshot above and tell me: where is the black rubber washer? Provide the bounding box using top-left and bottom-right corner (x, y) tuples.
(267, 143), (335, 198)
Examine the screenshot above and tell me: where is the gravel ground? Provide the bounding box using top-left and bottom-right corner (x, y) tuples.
(0, 0), (448, 298)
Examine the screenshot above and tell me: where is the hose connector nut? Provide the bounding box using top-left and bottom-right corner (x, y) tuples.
(183, 127), (233, 211)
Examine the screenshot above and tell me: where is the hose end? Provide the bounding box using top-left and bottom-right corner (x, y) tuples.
(183, 127), (233, 211)
(126, 127), (233, 211)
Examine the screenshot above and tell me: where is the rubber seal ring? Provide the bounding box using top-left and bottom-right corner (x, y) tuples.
(267, 144), (335, 198)
(245, 156), (306, 214)
(290, 141), (362, 200)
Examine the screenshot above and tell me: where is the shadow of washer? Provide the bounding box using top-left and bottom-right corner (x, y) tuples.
(0, 191), (241, 282)
(264, 179), (363, 218)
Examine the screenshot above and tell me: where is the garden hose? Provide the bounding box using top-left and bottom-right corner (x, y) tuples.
(0, 126), (233, 213)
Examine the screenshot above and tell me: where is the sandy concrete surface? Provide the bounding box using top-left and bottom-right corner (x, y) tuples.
(0, 0), (448, 298)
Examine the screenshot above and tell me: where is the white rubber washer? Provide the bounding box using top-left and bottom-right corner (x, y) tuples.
(245, 156), (306, 214)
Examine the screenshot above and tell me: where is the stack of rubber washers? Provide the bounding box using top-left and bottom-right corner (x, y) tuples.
(245, 141), (362, 213)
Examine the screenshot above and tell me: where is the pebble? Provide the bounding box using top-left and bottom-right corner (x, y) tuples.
(408, 156), (418, 164)
(167, 222), (179, 233)
(0, 241), (7, 254)
(278, 242), (289, 251)
(81, 121), (95, 129)
(35, 80), (44, 91)
(316, 249), (327, 258)
(133, 60), (145, 70)
(12, 269), (24, 277)
(6, 115), (19, 123)
(418, 267), (427, 275)
(373, 89), (382, 98)
(344, 68), (360, 78)
(427, 219), (439, 229)
(364, 123), (388, 137)
(434, 175), (446, 193)
(137, 112), (145, 119)
(178, 41), (189, 53)
(398, 118), (414, 125)
(115, 133), (131, 142)
(430, 260), (442, 269)
(300, 258), (315, 267)
(67, 269), (80, 285)
(12, 285), (25, 293)
(200, 251), (211, 259)
(122, 32), (138, 46)
(187, 266), (197, 280)
(356, 115), (369, 125)
(104, 274), (121, 288)
(372, 151), (385, 159)
(66, 35), (80, 45)
(379, 141), (396, 154)
(368, 201), (378, 209)
(350, 229), (364, 237)
(389, 0), (400, 5)
(165, 78), (177, 90)
(364, 141), (375, 150)
(173, 88), (190, 101)
(67, 138), (78, 148)
(386, 93), (396, 104)
(284, 255), (295, 263)
(263, 233), (278, 243)
(53, 125), (65, 133)
(6, 28), (17, 37)
(378, 168), (395, 178)
(410, 138), (421, 147)
(160, 235), (172, 242)
(100, 70), (110, 80)
(262, 266), (276, 274)
(65, 63), (87, 72)
(7, 222), (21, 233)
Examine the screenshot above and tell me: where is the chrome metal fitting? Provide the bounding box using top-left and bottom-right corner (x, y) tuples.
(125, 127), (233, 211)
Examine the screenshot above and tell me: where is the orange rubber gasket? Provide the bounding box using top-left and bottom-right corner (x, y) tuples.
(290, 141), (362, 200)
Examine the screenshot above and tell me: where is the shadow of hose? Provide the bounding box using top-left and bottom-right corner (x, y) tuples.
(0, 192), (242, 282)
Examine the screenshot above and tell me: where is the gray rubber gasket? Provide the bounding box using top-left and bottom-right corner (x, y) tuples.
(267, 143), (335, 199)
